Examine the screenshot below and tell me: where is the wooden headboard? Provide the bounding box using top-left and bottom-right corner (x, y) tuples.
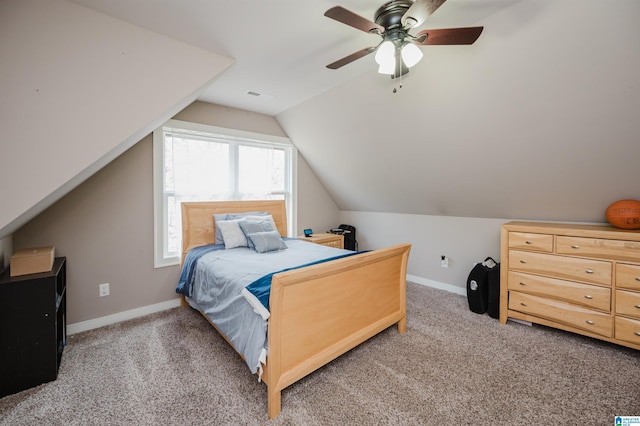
(181, 200), (288, 264)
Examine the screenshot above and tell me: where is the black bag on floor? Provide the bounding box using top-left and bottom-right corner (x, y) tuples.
(332, 224), (357, 251)
(486, 262), (501, 319)
(467, 257), (499, 315)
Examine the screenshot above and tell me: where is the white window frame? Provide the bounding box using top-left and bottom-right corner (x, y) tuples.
(153, 119), (297, 268)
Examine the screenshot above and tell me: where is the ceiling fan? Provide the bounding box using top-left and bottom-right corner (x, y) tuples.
(324, 0), (483, 78)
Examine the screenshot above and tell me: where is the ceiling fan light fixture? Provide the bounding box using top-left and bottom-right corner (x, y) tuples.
(374, 40), (395, 65)
(375, 40), (396, 74)
(401, 42), (423, 68)
(378, 60), (396, 75)
(323, 1), (483, 77)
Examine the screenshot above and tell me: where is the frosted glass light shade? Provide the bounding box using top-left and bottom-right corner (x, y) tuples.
(401, 42), (423, 68)
(375, 40), (395, 70)
(377, 60), (396, 75)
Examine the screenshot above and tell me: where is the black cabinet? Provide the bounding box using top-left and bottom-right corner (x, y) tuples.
(0, 257), (66, 397)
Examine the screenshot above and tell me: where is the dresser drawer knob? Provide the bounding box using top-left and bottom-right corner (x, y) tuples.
(586, 320), (595, 325)
(525, 241), (532, 245)
(635, 331), (640, 336)
(635, 304), (640, 309)
(520, 302), (527, 307)
(584, 295), (593, 299)
(520, 260), (527, 264)
(519, 282), (526, 286)
(571, 245), (580, 249)
(635, 277), (640, 282)
(585, 269), (594, 274)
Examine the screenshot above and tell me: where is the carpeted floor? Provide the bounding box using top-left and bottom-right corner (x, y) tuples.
(1, 282), (638, 425)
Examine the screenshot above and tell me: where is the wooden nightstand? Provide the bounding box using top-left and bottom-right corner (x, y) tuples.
(299, 233), (344, 249)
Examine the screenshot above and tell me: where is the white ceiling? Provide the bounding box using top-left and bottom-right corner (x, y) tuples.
(62, 0), (640, 223)
(67, 0), (522, 116)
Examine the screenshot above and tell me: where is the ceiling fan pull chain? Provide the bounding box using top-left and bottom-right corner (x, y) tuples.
(392, 64), (397, 93)
(392, 49), (403, 94)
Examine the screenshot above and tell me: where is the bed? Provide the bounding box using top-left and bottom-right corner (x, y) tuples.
(179, 200), (411, 419)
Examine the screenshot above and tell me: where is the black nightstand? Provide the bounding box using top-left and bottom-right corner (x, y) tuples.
(0, 257), (67, 397)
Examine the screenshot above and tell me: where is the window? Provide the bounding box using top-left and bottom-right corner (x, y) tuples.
(153, 119), (296, 267)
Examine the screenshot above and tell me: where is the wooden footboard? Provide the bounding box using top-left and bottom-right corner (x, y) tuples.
(264, 243), (411, 419)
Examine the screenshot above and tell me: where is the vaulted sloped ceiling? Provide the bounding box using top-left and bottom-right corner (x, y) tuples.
(2, 0), (638, 239)
(0, 0), (233, 239)
(277, 0), (640, 223)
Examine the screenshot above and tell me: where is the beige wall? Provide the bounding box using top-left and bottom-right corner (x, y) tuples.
(296, 156), (341, 235)
(14, 101), (338, 326)
(0, 0), (231, 239)
(277, 0), (640, 224)
(340, 211), (508, 295)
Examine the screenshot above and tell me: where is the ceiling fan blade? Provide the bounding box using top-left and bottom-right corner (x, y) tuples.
(402, 0), (447, 28)
(414, 27), (484, 45)
(326, 46), (376, 70)
(324, 6), (385, 34)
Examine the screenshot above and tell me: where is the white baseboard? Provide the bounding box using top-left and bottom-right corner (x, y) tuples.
(68, 277), (461, 335)
(406, 274), (466, 297)
(67, 298), (182, 335)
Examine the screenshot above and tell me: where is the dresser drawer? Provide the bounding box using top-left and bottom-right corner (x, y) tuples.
(508, 271), (611, 311)
(508, 232), (553, 252)
(557, 236), (640, 263)
(616, 290), (640, 320)
(614, 316), (640, 345)
(509, 250), (612, 286)
(509, 291), (612, 337)
(616, 263), (640, 291)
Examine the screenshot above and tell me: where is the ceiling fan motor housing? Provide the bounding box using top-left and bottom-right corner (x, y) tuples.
(374, 0), (413, 30)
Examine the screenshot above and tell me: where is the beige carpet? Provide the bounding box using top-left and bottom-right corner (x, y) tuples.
(1, 282), (638, 425)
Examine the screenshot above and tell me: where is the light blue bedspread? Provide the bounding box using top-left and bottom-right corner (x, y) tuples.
(180, 238), (352, 375)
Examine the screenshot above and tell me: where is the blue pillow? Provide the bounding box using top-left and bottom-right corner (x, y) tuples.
(214, 211), (269, 245)
(246, 230), (287, 253)
(239, 219), (276, 249)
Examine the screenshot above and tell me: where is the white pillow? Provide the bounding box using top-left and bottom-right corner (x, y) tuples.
(218, 211), (270, 244)
(217, 219), (248, 249)
(213, 213), (227, 245)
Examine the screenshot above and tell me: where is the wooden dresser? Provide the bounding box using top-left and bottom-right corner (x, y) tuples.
(500, 221), (640, 350)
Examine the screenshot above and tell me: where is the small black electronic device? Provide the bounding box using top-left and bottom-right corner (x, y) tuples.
(303, 229), (313, 237)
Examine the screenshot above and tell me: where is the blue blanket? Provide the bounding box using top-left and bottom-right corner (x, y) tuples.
(176, 244), (224, 296)
(244, 251), (363, 312)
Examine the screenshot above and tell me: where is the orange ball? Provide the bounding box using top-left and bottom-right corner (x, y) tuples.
(605, 199), (640, 230)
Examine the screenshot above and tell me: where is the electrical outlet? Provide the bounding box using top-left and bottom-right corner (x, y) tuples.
(440, 256), (449, 268)
(99, 283), (110, 297)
